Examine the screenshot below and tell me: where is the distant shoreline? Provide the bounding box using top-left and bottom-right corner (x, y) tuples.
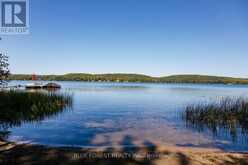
(9, 73), (248, 85)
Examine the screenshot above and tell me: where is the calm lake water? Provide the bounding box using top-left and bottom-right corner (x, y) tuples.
(6, 81), (248, 151)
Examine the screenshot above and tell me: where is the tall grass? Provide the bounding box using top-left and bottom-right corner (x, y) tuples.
(0, 90), (72, 130)
(183, 97), (248, 139)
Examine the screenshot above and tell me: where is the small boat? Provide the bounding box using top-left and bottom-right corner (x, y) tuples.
(43, 83), (61, 89)
(26, 83), (43, 89)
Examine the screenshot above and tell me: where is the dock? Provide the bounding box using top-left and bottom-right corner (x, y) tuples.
(25, 83), (61, 90)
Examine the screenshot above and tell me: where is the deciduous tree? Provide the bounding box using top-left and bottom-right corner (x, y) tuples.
(0, 53), (10, 87)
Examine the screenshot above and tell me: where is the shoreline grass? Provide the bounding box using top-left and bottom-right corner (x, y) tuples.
(183, 97), (248, 139)
(0, 90), (72, 130)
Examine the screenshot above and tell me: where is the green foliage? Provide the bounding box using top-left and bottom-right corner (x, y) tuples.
(183, 97), (248, 140)
(0, 53), (10, 86)
(160, 75), (248, 84)
(0, 91), (72, 129)
(8, 74), (248, 84)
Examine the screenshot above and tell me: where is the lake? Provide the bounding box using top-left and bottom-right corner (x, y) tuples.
(5, 81), (248, 152)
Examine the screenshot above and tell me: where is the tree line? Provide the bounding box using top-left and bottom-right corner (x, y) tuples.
(9, 73), (248, 84)
(1, 52), (247, 85)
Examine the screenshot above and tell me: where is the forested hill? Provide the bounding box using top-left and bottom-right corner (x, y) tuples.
(9, 74), (248, 84)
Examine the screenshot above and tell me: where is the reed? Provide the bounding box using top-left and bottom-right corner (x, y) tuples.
(183, 97), (248, 139)
(0, 90), (72, 129)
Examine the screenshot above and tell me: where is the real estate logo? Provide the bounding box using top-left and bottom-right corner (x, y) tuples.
(0, 0), (29, 34)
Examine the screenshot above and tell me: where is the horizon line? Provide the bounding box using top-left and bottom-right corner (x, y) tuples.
(10, 73), (248, 79)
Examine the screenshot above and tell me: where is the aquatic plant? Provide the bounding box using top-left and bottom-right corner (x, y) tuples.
(0, 90), (72, 130)
(183, 97), (248, 140)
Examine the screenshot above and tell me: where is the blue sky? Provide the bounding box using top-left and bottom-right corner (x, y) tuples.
(1, 0), (248, 77)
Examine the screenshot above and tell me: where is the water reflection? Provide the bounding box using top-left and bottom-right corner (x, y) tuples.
(5, 81), (248, 151)
(183, 97), (248, 143)
(0, 91), (72, 139)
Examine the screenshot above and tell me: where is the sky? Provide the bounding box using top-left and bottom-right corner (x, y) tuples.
(0, 0), (248, 77)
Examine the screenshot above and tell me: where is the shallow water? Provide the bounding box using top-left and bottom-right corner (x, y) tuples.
(5, 81), (248, 151)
